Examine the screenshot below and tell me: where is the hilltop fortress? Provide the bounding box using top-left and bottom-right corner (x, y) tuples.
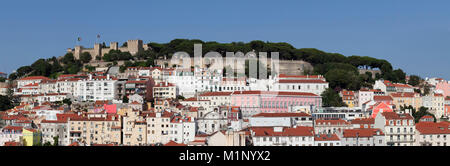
(68, 39), (314, 75)
(67, 39), (149, 60)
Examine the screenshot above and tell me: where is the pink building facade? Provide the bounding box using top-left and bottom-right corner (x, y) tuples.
(231, 91), (322, 117)
(436, 81), (450, 98)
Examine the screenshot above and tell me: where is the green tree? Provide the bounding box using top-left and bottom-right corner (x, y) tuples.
(31, 59), (52, 76)
(43, 141), (52, 146)
(321, 88), (347, 107)
(408, 75), (422, 86)
(79, 52), (92, 63)
(324, 69), (360, 90)
(411, 106), (436, 123)
(62, 98), (72, 106)
(123, 95), (129, 103)
(62, 53), (75, 64)
(53, 136), (59, 146)
(0, 95), (14, 111)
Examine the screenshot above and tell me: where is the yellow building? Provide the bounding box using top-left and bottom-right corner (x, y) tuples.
(390, 92), (419, 110)
(67, 114), (121, 146)
(340, 90), (356, 108)
(22, 128), (41, 146)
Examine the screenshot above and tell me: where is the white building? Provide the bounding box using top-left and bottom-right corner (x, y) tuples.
(314, 119), (353, 135)
(251, 126), (315, 146)
(415, 122), (450, 146)
(374, 112), (415, 146)
(169, 116), (196, 144)
(198, 92), (232, 107)
(273, 74), (328, 95)
(40, 119), (69, 146)
(153, 82), (177, 99)
(74, 75), (117, 101)
(56, 77), (81, 95)
(0, 126), (23, 146)
(145, 112), (172, 145)
(356, 89), (377, 108)
(16, 76), (50, 89)
(196, 110), (228, 134)
(341, 128), (386, 146)
(36, 93), (71, 104)
(314, 134), (341, 146)
(249, 112), (313, 127)
(313, 107), (368, 121)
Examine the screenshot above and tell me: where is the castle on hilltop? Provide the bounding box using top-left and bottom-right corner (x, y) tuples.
(67, 39), (149, 60)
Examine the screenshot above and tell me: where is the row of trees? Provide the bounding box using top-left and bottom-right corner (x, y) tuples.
(0, 95), (14, 111)
(145, 39), (406, 85)
(101, 50), (133, 62)
(8, 53), (85, 80)
(400, 105), (436, 123)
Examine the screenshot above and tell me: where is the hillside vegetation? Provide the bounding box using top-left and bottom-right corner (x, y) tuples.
(8, 39), (406, 92)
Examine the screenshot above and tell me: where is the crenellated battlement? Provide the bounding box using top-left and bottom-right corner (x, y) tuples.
(68, 39), (147, 61)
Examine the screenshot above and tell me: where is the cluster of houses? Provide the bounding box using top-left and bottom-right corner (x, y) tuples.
(0, 66), (449, 146)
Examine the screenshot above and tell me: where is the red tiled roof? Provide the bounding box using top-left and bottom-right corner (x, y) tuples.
(341, 90), (355, 96)
(314, 134), (340, 141)
(383, 80), (394, 87)
(343, 128), (384, 138)
(351, 118), (375, 125)
(171, 116), (193, 123)
(415, 122), (450, 135)
(315, 119), (350, 125)
(18, 76), (49, 81)
(252, 112), (311, 117)
(251, 127), (314, 137)
(126, 80), (148, 84)
(23, 83), (39, 87)
(390, 92), (416, 98)
(69, 142), (79, 146)
(189, 107), (199, 112)
(434, 93), (444, 97)
(393, 83), (413, 88)
(374, 95), (393, 101)
(232, 91), (319, 97)
(57, 78), (82, 82)
(164, 141), (187, 146)
(381, 112), (413, 120)
(279, 74), (323, 79)
(4, 142), (20, 146)
(421, 115), (434, 119)
(278, 79), (328, 84)
(143, 112), (174, 118)
(199, 91), (233, 96)
(154, 82), (175, 87)
(2, 126), (24, 132)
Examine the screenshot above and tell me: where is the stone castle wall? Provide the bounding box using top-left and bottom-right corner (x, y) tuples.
(156, 57), (313, 76)
(68, 40), (146, 61)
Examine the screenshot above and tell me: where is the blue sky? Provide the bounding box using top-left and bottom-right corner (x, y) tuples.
(1, 0), (449, 79)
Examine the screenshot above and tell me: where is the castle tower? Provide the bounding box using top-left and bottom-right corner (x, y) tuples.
(127, 39), (143, 55)
(110, 42), (119, 50)
(74, 46), (83, 59)
(93, 43), (102, 60)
